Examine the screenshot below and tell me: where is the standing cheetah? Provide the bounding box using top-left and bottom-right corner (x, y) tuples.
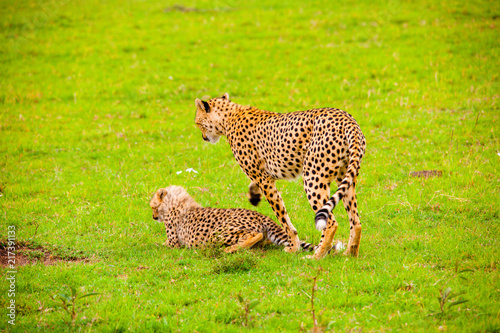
(149, 186), (316, 252)
(194, 93), (366, 259)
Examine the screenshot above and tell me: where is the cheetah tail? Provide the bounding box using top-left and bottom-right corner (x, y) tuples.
(265, 220), (313, 251)
(314, 129), (365, 231)
(266, 221), (315, 251)
(263, 219), (319, 252)
(300, 241), (315, 251)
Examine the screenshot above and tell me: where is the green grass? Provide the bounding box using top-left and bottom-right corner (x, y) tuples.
(0, 0), (499, 331)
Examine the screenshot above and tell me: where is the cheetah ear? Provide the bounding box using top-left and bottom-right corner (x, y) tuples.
(195, 99), (210, 113)
(222, 93), (229, 101)
(158, 188), (167, 200)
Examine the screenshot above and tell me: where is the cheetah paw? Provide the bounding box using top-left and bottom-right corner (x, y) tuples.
(303, 255), (317, 260)
(284, 246), (299, 253)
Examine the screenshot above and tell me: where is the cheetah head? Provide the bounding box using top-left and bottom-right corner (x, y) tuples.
(149, 188), (166, 221)
(150, 186), (202, 221)
(194, 93), (231, 144)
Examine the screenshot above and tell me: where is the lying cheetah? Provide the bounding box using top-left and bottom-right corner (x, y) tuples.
(194, 93), (366, 259)
(149, 186), (316, 252)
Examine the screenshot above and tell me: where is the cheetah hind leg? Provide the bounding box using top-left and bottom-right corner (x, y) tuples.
(341, 181), (362, 257)
(247, 181), (262, 206)
(224, 233), (264, 253)
(309, 219), (338, 259)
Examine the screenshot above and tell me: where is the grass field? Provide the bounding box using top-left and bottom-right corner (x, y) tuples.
(0, 0), (499, 331)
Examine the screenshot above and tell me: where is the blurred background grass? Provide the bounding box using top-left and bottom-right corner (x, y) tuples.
(0, 0), (499, 331)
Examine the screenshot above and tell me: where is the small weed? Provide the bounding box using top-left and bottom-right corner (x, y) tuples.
(435, 286), (469, 314)
(236, 294), (260, 327)
(30, 222), (40, 239)
(308, 267), (330, 333)
(51, 285), (100, 325)
(429, 261), (473, 317)
(302, 266), (336, 332)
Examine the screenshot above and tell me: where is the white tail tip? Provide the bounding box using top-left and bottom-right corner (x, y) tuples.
(315, 219), (327, 231)
(334, 241), (346, 252)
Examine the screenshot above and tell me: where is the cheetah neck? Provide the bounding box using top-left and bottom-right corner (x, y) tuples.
(214, 102), (252, 135)
(223, 102), (274, 136)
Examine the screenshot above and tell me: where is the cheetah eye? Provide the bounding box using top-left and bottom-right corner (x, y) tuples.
(198, 123), (208, 130)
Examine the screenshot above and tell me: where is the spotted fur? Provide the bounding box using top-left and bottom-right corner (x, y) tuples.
(194, 94), (366, 258)
(150, 186), (315, 252)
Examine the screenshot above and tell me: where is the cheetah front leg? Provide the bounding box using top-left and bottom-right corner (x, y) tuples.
(164, 233), (181, 248)
(161, 210), (182, 248)
(255, 177), (300, 253)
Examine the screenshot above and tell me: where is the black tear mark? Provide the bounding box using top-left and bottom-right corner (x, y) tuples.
(202, 101), (210, 112)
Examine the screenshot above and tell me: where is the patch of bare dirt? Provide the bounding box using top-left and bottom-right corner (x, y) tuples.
(163, 5), (235, 13)
(0, 246), (91, 267)
(164, 5), (200, 12)
(410, 170), (443, 178)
